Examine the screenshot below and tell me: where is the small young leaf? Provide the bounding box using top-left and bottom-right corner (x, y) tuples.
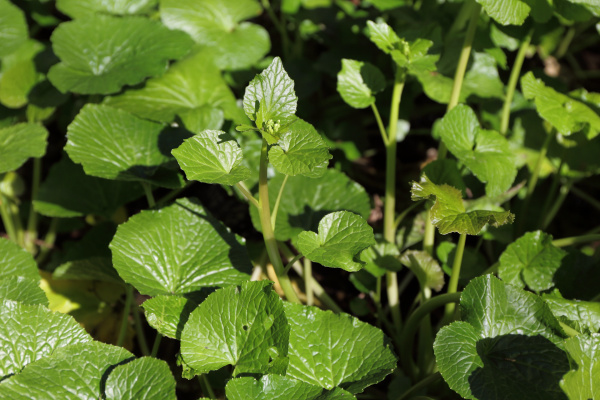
(399, 250), (444, 292)
(66, 104), (186, 188)
(436, 104), (517, 197)
(284, 302), (397, 393)
(48, 14), (193, 94)
(0, 123), (48, 174)
(0, 300), (92, 379)
(521, 71), (600, 139)
(560, 334), (600, 400)
(243, 57), (297, 126)
(105, 50), (243, 131)
(172, 130), (251, 185)
(160, 0), (269, 70)
(498, 231), (567, 292)
(0, 341), (132, 399)
(142, 295), (199, 339)
(297, 211), (376, 272)
(0, 0), (28, 57)
(411, 174), (515, 235)
(434, 275), (569, 400)
(33, 155), (144, 218)
(110, 198), (252, 295)
(180, 281), (288, 376)
(105, 357), (177, 400)
(268, 118), (331, 177)
(56, 0), (158, 18)
(337, 59), (385, 109)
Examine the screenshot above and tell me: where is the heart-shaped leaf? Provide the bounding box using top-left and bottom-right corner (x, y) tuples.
(498, 231), (567, 292)
(0, 0), (28, 57)
(110, 198), (252, 295)
(48, 14), (193, 94)
(0, 300), (91, 379)
(0, 123), (48, 174)
(297, 211), (375, 272)
(56, 0), (158, 19)
(160, 0), (269, 70)
(284, 302), (397, 393)
(180, 281), (288, 376)
(436, 104), (517, 197)
(105, 50), (243, 131)
(337, 59), (385, 109)
(411, 174), (515, 235)
(66, 104), (187, 188)
(268, 118), (331, 177)
(104, 357), (177, 400)
(434, 275), (569, 400)
(172, 130), (251, 185)
(142, 295), (199, 339)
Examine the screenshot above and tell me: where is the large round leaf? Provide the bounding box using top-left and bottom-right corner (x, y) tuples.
(160, 0), (269, 70)
(48, 14), (193, 94)
(110, 198), (252, 295)
(0, 300), (91, 379)
(250, 169), (371, 241)
(0, 0), (28, 57)
(142, 295), (199, 340)
(0, 123), (48, 174)
(65, 104), (187, 188)
(105, 357), (176, 400)
(56, 0), (158, 19)
(0, 341), (132, 400)
(180, 281), (288, 376)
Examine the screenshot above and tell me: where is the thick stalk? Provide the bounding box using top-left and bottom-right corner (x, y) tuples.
(422, 209), (435, 255)
(258, 139), (301, 304)
(117, 285), (134, 347)
(271, 174), (289, 227)
(25, 158), (42, 252)
(500, 30), (533, 136)
(552, 234), (600, 248)
(444, 233), (467, 320)
(0, 192), (17, 242)
(141, 182), (156, 208)
(235, 182), (260, 208)
(385, 72), (405, 333)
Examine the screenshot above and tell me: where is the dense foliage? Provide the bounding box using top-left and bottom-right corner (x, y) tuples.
(0, 0), (599, 399)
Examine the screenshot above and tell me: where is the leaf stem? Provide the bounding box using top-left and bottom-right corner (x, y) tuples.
(400, 292), (461, 378)
(0, 192), (17, 243)
(541, 183), (570, 230)
(132, 304), (150, 356)
(271, 174), (289, 227)
(283, 252), (303, 275)
(385, 71), (405, 334)
(444, 233), (466, 321)
(156, 181), (192, 207)
(261, 0), (291, 59)
(500, 29), (533, 136)
(141, 182), (156, 208)
(422, 209), (435, 255)
(117, 285), (134, 347)
(35, 218), (58, 265)
(198, 374), (216, 399)
(258, 139), (301, 304)
(25, 158), (42, 252)
(552, 234), (600, 248)
(395, 372), (441, 400)
(371, 103), (389, 145)
(304, 258), (313, 306)
(235, 182), (260, 209)
(150, 333), (162, 357)
(570, 185), (600, 213)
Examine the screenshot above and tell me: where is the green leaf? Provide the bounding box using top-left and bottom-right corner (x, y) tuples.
(0, 237), (39, 282)
(105, 357), (176, 400)
(110, 198), (251, 295)
(422, 159), (466, 196)
(269, 118), (331, 177)
(366, 20), (401, 55)
(436, 241), (488, 287)
(336, 59), (385, 109)
(0, 300), (91, 379)
(160, 0), (269, 70)
(104, 50), (242, 131)
(142, 295), (199, 339)
(243, 57), (298, 127)
(56, 0), (158, 18)
(474, 0), (531, 25)
(0, 0), (28, 57)
(48, 14), (193, 94)
(65, 104), (186, 188)
(411, 174), (515, 235)
(399, 250), (444, 292)
(180, 281), (288, 376)
(434, 275), (569, 400)
(0, 123), (48, 174)
(0, 341), (132, 399)
(226, 375), (352, 400)
(359, 241), (403, 276)
(498, 231), (567, 292)
(560, 334), (600, 400)
(285, 302), (397, 393)
(0, 276), (47, 306)
(521, 72), (600, 139)
(172, 130), (251, 185)
(297, 211), (375, 272)
(34, 155), (144, 218)
(543, 294), (600, 334)
(436, 104), (517, 197)
(250, 169), (371, 241)
(0, 56), (41, 109)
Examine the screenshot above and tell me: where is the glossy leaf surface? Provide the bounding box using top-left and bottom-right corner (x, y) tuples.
(337, 59), (385, 109)
(105, 357), (177, 400)
(0, 123), (48, 174)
